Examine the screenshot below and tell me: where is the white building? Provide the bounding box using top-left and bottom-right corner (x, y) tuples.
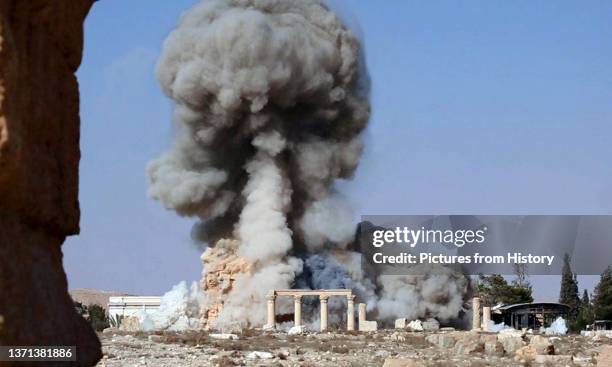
(108, 296), (161, 319)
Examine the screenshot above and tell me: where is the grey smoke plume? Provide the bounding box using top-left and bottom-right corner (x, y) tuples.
(148, 0), (469, 328)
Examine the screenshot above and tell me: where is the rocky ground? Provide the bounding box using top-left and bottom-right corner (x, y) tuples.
(96, 328), (612, 367)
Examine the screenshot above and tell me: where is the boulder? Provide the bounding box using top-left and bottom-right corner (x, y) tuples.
(359, 320), (378, 332)
(388, 332), (406, 342)
(119, 316), (141, 332)
(529, 335), (554, 355)
(497, 330), (525, 354)
(498, 328), (524, 338)
(498, 336), (525, 354)
(421, 318), (440, 331)
(395, 318), (408, 329)
(408, 320), (424, 331)
(514, 345), (537, 363)
(484, 340), (505, 357)
(209, 333), (239, 340)
(426, 334), (456, 348)
(382, 358), (426, 367)
(453, 333), (484, 355)
(288, 325), (305, 335)
(534, 355), (572, 364)
(246, 351), (274, 359)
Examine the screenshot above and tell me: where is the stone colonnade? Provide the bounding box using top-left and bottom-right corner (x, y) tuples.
(472, 297), (481, 330)
(471, 297), (493, 331)
(266, 289), (355, 331)
(482, 306), (491, 331)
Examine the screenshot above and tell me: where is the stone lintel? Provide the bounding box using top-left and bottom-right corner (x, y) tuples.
(274, 289), (352, 297)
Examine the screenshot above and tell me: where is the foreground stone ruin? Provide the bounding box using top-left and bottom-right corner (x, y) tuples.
(0, 1), (101, 365)
(100, 294), (612, 366)
(96, 327), (612, 366)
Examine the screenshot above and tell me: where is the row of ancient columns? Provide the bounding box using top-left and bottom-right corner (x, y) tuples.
(266, 293), (356, 331)
(471, 297), (492, 331)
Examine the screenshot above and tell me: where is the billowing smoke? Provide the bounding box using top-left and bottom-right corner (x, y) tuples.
(148, 0), (469, 329)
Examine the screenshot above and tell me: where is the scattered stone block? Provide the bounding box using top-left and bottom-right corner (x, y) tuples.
(421, 318), (440, 331)
(497, 331), (526, 355)
(209, 333), (239, 340)
(288, 325), (305, 335)
(529, 335), (554, 355)
(359, 320), (378, 332)
(408, 320), (423, 331)
(382, 358), (425, 367)
(426, 334), (456, 348)
(534, 355), (572, 364)
(247, 351), (274, 359)
(263, 323), (275, 331)
(485, 340), (505, 357)
(453, 333), (484, 355)
(395, 318), (408, 329)
(514, 345), (537, 363)
(119, 316), (141, 332)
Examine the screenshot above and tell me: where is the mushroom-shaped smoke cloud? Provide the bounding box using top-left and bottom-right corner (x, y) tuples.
(148, 0), (469, 328)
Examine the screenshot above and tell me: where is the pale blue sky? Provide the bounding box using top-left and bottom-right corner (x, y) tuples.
(64, 0), (612, 300)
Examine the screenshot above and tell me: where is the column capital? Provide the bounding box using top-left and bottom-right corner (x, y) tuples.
(319, 294), (329, 302)
(347, 294), (356, 302)
(293, 295), (302, 302)
(266, 294), (276, 301)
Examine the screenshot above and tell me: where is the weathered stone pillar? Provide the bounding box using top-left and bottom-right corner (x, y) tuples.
(320, 295), (329, 331)
(472, 297), (481, 331)
(294, 295), (302, 327)
(482, 306), (491, 331)
(266, 292), (276, 329)
(358, 303), (366, 323)
(0, 2), (101, 365)
(347, 295), (355, 331)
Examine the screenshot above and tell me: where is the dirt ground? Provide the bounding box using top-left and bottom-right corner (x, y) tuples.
(95, 328), (612, 367)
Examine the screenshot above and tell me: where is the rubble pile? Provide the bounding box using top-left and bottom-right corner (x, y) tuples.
(97, 329), (612, 366)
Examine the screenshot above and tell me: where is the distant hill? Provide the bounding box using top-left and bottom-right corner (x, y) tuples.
(70, 289), (130, 310)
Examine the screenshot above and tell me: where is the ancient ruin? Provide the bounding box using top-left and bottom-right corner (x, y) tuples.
(472, 297), (481, 331)
(199, 239), (251, 329)
(0, 1), (101, 365)
(358, 303), (378, 332)
(265, 289), (355, 331)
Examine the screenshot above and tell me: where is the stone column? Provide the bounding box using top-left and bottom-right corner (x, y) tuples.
(320, 295), (329, 331)
(358, 303), (367, 323)
(266, 292), (276, 329)
(482, 306), (491, 331)
(472, 297), (481, 331)
(347, 295), (355, 331)
(294, 295), (302, 327)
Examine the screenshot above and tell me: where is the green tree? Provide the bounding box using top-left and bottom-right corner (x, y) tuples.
(478, 273), (533, 306)
(593, 265), (612, 321)
(87, 304), (110, 332)
(573, 289), (594, 332)
(559, 253), (580, 313)
(74, 301), (87, 317)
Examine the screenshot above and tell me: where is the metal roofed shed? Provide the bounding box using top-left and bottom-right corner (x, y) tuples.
(491, 302), (571, 330)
